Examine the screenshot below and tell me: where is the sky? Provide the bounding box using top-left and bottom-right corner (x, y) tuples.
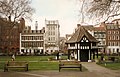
(28, 0), (81, 37)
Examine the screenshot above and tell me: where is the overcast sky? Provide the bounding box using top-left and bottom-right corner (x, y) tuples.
(28, 0), (81, 37)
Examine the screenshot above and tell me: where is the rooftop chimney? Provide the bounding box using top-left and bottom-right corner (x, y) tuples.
(77, 24), (81, 28)
(8, 16), (11, 22)
(35, 21), (38, 30)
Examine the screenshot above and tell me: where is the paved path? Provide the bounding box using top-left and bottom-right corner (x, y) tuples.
(0, 70), (99, 77)
(82, 62), (120, 77)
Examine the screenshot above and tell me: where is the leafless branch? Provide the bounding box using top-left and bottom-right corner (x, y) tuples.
(79, 0), (120, 23)
(0, 0), (35, 22)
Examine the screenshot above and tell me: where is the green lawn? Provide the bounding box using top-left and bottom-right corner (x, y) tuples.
(98, 62), (120, 70)
(1, 55), (82, 71)
(0, 55), (120, 71)
(0, 55), (68, 61)
(29, 61), (59, 71)
(0, 56), (58, 70)
(0, 56), (53, 61)
(96, 55), (120, 70)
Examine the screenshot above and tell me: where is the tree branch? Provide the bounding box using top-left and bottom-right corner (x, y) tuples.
(104, 13), (120, 22)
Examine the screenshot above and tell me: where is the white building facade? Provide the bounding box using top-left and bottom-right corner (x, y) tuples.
(20, 26), (45, 55)
(44, 20), (60, 54)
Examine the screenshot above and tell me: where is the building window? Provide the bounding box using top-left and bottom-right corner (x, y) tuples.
(40, 30), (41, 33)
(48, 31), (50, 35)
(98, 34), (101, 38)
(51, 26), (52, 30)
(94, 34), (97, 38)
(48, 37), (50, 41)
(117, 49), (119, 53)
(51, 31), (53, 35)
(112, 36), (115, 40)
(30, 36), (32, 40)
(116, 42), (119, 46)
(70, 43), (75, 47)
(108, 36), (111, 40)
(112, 42), (115, 46)
(108, 31), (111, 34)
(113, 49), (115, 53)
(52, 21), (55, 24)
(114, 31), (115, 34)
(108, 42), (111, 46)
(53, 37), (55, 41)
(36, 30), (38, 33)
(53, 26), (55, 30)
(116, 31), (119, 34)
(51, 50), (53, 53)
(31, 30), (33, 33)
(102, 41), (104, 45)
(102, 34), (105, 38)
(24, 30), (26, 33)
(53, 31), (55, 35)
(109, 49), (111, 54)
(116, 36), (119, 40)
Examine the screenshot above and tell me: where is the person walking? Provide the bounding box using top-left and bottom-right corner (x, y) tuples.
(56, 52), (59, 60)
(12, 54), (15, 61)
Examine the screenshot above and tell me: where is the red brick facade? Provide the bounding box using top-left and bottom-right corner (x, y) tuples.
(0, 18), (25, 55)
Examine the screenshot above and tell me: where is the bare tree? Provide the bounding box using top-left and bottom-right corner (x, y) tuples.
(78, 0), (95, 24)
(0, 0), (35, 55)
(87, 0), (120, 22)
(0, 0), (35, 22)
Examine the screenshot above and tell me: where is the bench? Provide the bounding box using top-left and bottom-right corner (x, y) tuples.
(59, 60), (82, 72)
(108, 57), (120, 62)
(4, 61), (28, 72)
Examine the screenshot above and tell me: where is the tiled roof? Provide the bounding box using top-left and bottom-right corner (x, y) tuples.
(94, 27), (106, 31)
(82, 25), (94, 31)
(66, 26), (98, 43)
(106, 23), (119, 29)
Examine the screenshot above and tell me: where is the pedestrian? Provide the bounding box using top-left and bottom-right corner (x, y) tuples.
(12, 54), (15, 61)
(101, 53), (104, 61)
(71, 52), (74, 60)
(56, 52), (59, 60)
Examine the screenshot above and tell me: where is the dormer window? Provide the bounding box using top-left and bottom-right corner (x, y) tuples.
(81, 37), (89, 42)
(70, 43), (75, 47)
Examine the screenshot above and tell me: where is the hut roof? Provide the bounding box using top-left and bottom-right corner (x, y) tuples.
(66, 26), (98, 43)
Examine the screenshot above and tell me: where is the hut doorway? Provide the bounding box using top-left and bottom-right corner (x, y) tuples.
(80, 49), (89, 62)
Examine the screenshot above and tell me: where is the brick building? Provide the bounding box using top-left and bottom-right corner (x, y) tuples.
(106, 23), (120, 54)
(0, 17), (25, 55)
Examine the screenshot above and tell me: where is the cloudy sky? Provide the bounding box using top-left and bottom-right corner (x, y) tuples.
(28, 0), (81, 37)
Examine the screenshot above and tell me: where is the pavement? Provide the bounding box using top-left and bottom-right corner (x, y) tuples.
(0, 62), (120, 77)
(82, 62), (120, 77)
(0, 70), (99, 77)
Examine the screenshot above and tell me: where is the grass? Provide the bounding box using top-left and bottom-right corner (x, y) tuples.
(1, 55), (120, 71)
(96, 55), (120, 70)
(0, 55), (68, 61)
(0, 62), (5, 70)
(98, 62), (120, 70)
(29, 61), (59, 71)
(0, 55), (88, 71)
(0, 56), (53, 61)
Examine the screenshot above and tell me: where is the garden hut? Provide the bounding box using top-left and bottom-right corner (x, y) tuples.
(66, 26), (99, 62)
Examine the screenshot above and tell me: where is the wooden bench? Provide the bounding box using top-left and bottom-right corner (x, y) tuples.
(4, 61), (28, 72)
(59, 60), (82, 72)
(108, 56), (120, 62)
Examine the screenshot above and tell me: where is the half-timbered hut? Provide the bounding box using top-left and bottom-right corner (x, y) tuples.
(66, 26), (99, 62)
